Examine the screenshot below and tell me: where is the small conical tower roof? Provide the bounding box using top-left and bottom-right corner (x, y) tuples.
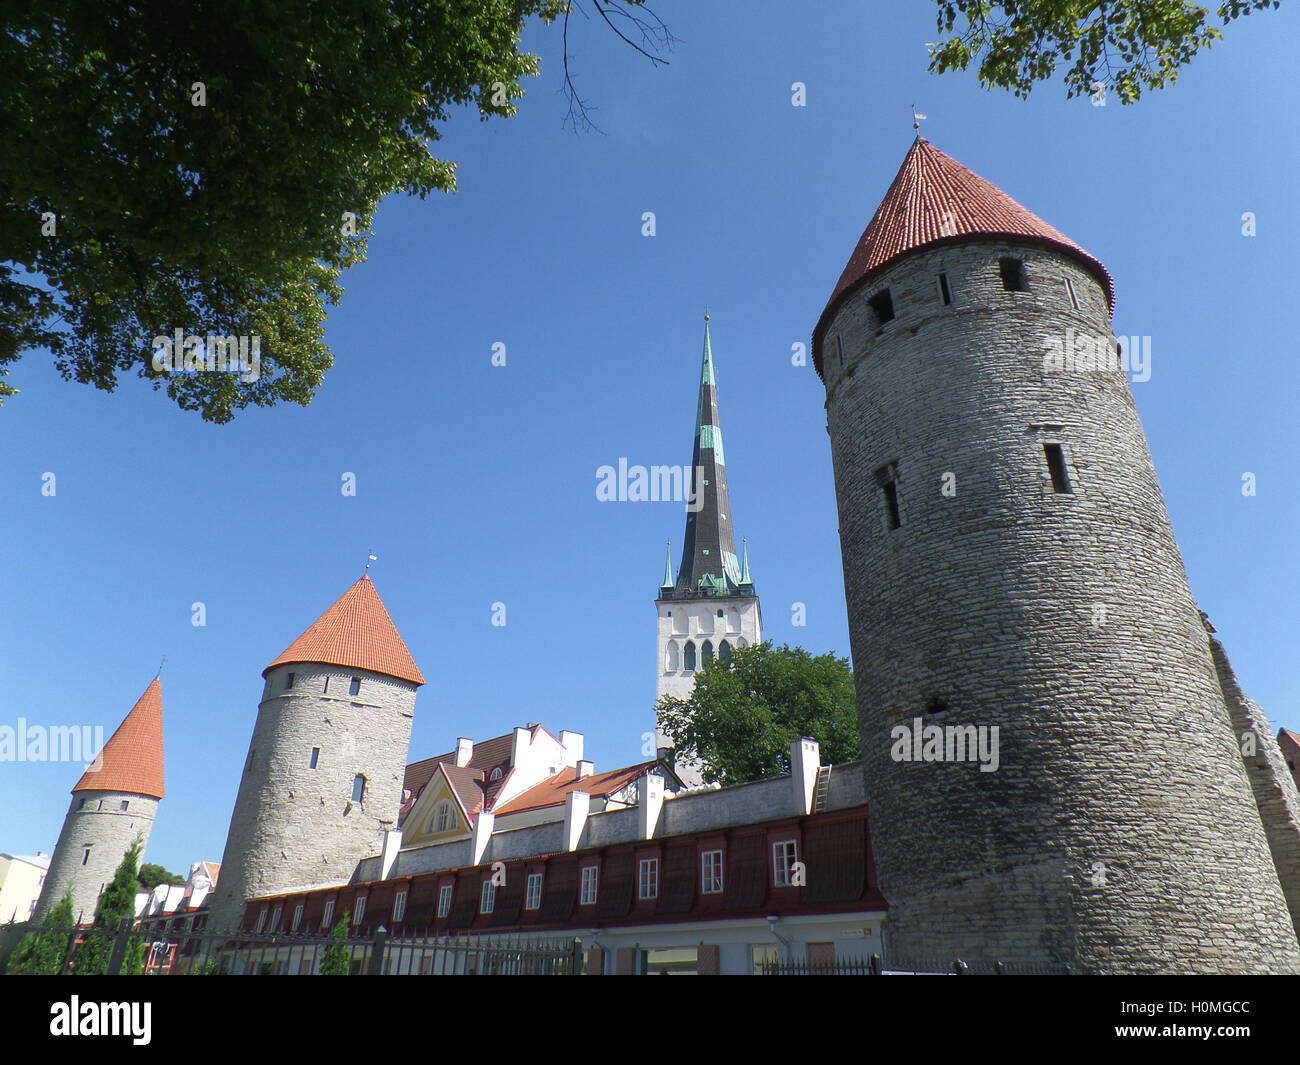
(73, 676), (164, 799)
(812, 137), (1114, 376)
(264, 574), (425, 685)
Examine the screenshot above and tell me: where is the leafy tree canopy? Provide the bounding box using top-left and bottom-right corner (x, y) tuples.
(5, 889), (75, 974)
(1, 1), (667, 421)
(655, 641), (859, 787)
(138, 862), (186, 891)
(928, 0), (1282, 105)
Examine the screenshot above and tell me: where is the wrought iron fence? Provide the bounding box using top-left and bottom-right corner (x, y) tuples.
(762, 953), (1071, 975)
(2, 917), (584, 975)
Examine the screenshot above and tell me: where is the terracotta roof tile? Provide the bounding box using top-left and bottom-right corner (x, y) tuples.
(812, 137), (1115, 377)
(264, 575), (424, 685)
(491, 761), (658, 816)
(73, 677), (164, 799)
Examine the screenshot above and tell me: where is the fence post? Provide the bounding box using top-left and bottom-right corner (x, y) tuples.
(570, 937), (584, 975)
(995, 960), (1005, 975)
(367, 926), (388, 975)
(869, 953), (882, 975)
(953, 958), (968, 975)
(106, 916), (133, 976)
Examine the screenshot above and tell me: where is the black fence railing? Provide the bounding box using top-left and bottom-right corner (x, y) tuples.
(3, 917), (584, 976)
(762, 954), (1071, 975)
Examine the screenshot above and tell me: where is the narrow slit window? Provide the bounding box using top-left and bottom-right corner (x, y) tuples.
(867, 289), (894, 325)
(1064, 276), (1080, 310)
(351, 774), (366, 803)
(875, 464), (902, 529)
(348, 677), (361, 697)
(309, 747), (320, 769)
(937, 273), (952, 305)
(1000, 258), (1029, 292)
(1044, 443), (1072, 493)
(836, 335), (845, 366)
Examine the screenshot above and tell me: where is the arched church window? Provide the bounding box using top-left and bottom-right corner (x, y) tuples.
(666, 641), (680, 672)
(702, 640), (714, 665)
(719, 639), (732, 664)
(684, 641), (697, 671)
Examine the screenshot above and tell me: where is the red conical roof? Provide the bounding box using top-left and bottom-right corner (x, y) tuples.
(264, 575), (425, 685)
(74, 677), (165, 799)
(812, 138), (1114, 377)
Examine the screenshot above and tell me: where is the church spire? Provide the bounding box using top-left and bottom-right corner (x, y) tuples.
(664, 314), (747, 598)
(661, 540), (675, 590)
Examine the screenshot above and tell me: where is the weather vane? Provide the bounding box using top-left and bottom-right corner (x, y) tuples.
(365, 553), (377, 573)
(912, 104), (927, 132)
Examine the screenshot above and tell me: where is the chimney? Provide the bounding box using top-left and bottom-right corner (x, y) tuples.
(563, 790), (590, 851)
(791, 737), (820, 815)
(576, 760), (594, 779)
(471, 811), (495, 865)
(380, 828), (403, 879)
(455, 737), (474, 767)
(638, 773), (665, 840)
(560, 730), (584, 763)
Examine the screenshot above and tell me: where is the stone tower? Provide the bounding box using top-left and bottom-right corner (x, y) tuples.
(205, 574), (424, 932)
(812, 137), (1300, 973)
(655, 316), (762, 785)
(34, 676), (164, 924)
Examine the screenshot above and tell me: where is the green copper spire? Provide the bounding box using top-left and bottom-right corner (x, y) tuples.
(740, 538), (752, 585)
(661, 540), (675, 590)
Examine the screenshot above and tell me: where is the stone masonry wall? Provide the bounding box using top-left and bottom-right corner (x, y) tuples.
(821, 239), (1300, 973)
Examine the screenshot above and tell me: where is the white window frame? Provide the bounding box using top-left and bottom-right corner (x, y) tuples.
(254, 908), (268, 934)
(322, 899), (335, 928)
(393, 890), (407, 922)
(773, 840), (798, 886)
(701, 849), (724, 894)
(353, 896), (366, 926)
(580, 865), (599, 906)
(269, 904), (282, 932)
(525, 873), (543, 911)
(638, 858), (659, 900)
(291, 904), (303, 931)
(437, 885), (453, 918)
(480, 880), (496, 915)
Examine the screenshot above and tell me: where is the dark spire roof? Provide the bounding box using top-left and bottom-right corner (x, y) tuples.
(812, 137), (1115, 377)
(661, 318), (754, 600)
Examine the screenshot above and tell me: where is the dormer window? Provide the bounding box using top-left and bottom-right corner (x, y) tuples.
(490, 766), (504, 782)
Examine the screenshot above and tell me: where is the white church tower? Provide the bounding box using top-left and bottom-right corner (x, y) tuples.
(655, 315), (762, 785)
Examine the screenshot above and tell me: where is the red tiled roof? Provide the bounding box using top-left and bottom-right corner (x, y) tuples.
(402, 733), (515, 803)
(812, 137), (1115, 378)
(491, 761), (658, 816)
(264, 575), (425, 685)
(74, 677), (165, 799)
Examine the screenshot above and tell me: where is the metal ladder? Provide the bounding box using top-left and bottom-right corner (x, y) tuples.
(812, 764), (832, 813)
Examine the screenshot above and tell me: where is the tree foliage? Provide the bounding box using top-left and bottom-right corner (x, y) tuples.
(655, 642), (859, 787)
(5, 890), (76, 975)
(138, 863), (186, 891)
(73, 835), (145, 975)
(928, 1), (1282, 105)
(319, 912), (353, 975)
(1, 1), (670, 420)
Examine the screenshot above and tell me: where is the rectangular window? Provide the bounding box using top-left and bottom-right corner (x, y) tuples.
(309, 747), (320, 769)
(119, 800), (129, 811)
(322, 900), (335, 928)
(322, 676), (330, 694)
(875, 463), (901, 529)
(255, 908), (268, 934)
(937, 272), (952, 305)
(1064, 276), (1080, 310)
(269, 904), (282, 932)
(1044, 443), (1072, 494)
(701, 850), (724, 894)
(82, 847), (91, 866)
(638, 858), (659, 900)
(349, 677), (361, 697)
(867, 288), (895, 325)
(1000, 257), (1029, 292)
(773, 840), (799, 886)
(752, 943), (780, 975)
(480, 880), (496, 914)
(292, 904), (303, 931)
(353, 897), (366, 926)
(580, 865), (599, 905)
(351, 775), (365, 803)
(437, 885), (453, 918)
(836, 334), (845, 366)
(393, 890), (407, 922)
(285, 672), (295, 690)
(525, 873), (543, 911)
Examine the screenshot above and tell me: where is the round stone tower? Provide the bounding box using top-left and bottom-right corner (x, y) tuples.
(812, 137), (1300, 973)
(205, 574), (424, 933)
(34, 676), (165, 925)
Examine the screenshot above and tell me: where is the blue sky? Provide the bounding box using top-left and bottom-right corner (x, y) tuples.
(2, 2), (1297, 877)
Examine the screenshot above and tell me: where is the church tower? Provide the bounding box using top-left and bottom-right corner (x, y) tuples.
(655, 316), (762, 785)
(205, 574), (424, 932)
(34, 676), (164, 924)
(813, 137), (1300, 973)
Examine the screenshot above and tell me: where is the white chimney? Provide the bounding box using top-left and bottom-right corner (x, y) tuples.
(560, 730), (584, 764)
(455, 737), (474, 767)
(380, 828), (403, 879)
(792, 737), (820, 815)
(563, 790), (590, 851)
(638, 773), (665, 840)
(471, 811), (495, 865)
(576, 760), (594, 779)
